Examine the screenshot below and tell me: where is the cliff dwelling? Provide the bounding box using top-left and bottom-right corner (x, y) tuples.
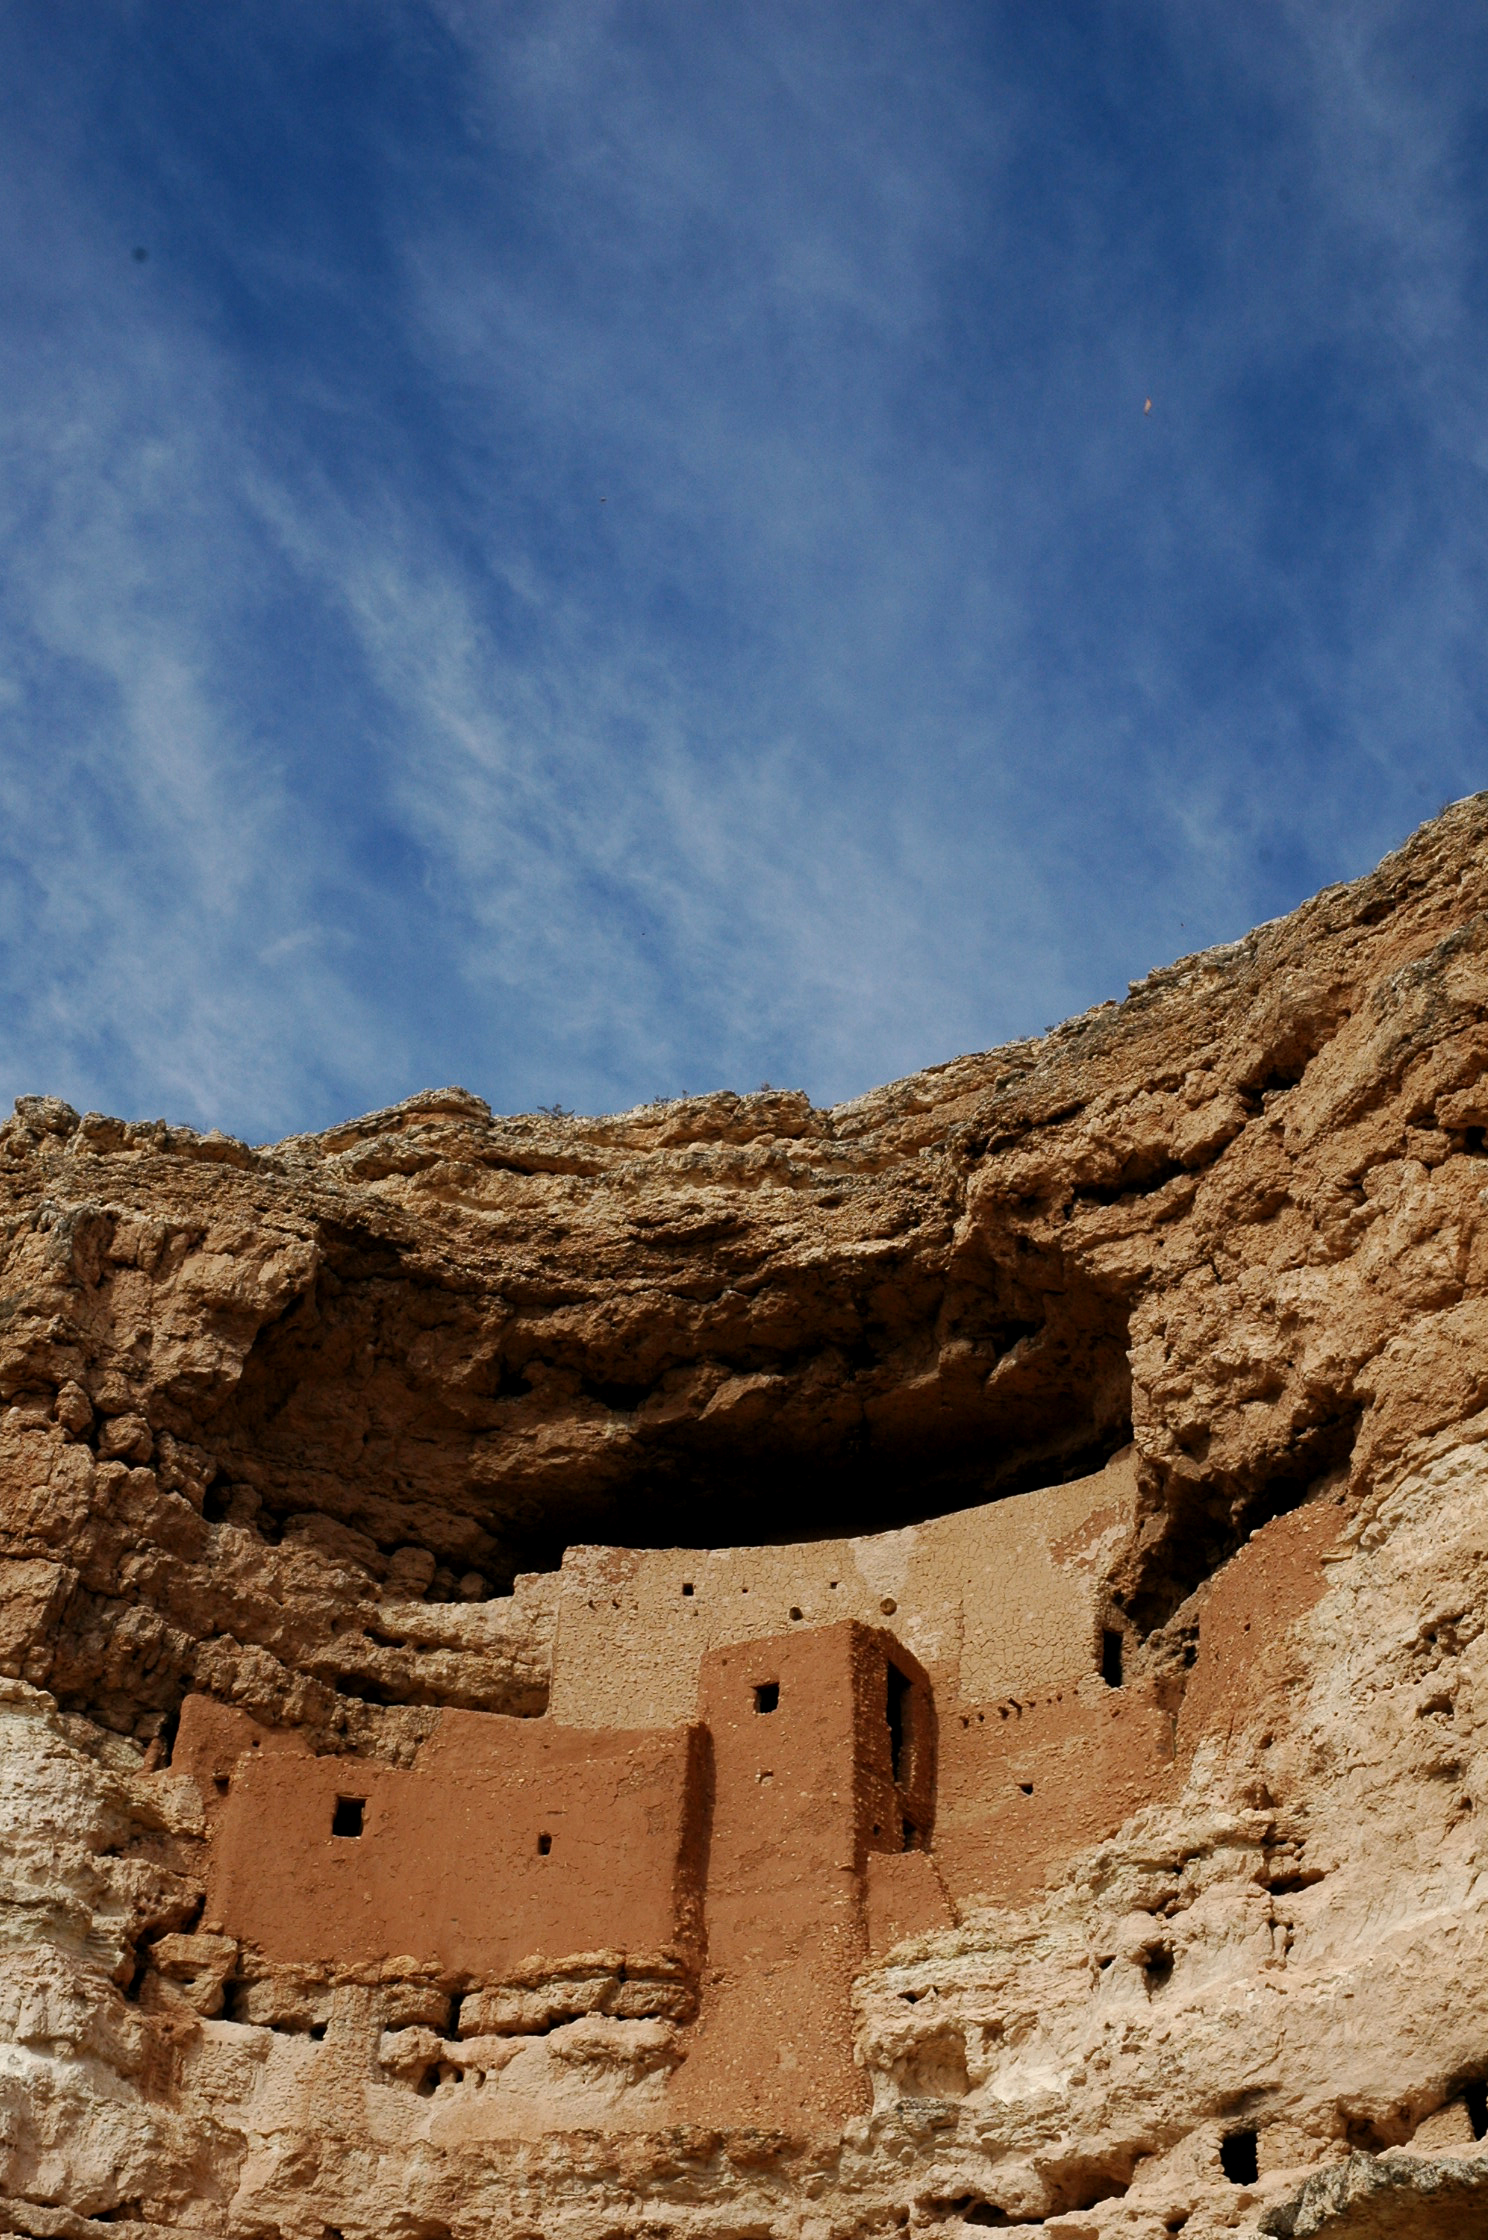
(7, 801), (1488, 2237)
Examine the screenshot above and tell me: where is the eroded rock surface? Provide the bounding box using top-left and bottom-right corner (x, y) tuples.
(6, 799), (1488, 2236)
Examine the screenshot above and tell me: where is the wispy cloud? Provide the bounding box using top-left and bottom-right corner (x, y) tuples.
(0, 2), (1484, 1136)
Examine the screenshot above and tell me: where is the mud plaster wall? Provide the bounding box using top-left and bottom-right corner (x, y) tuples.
(671, 1623), (935, 2127)
(189, 1698), (704, 1981)
(548, 1448), (1138, 1729)
(180, 1621), (937, 2130)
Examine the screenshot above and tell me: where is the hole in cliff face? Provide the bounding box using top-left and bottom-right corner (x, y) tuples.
(1043, 2164), (1132, 2217)
(332, 1796), (365, 1838)
(537, 1831), (552, 1855)
(1466, 2080), (1488, 2139)
(1143, 1942), (1174, 1991)
(199, 1216), (1134, 1575)
(754, 1682), (780, 1715)
(1102, 1629), (1124, 1687)
(1220, 2130), (1259, 2185)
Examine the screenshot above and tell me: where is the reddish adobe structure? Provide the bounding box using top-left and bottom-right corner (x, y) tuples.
(182, 1621), (937, 2125)
(183, 1699), (707, 1981)
(169, 1458), (1341, 2132)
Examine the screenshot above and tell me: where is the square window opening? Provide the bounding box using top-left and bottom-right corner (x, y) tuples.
(754, 1681), (780, 1714)
(537, 1831), (552, 1856)
(332, 1796), (365, 1839)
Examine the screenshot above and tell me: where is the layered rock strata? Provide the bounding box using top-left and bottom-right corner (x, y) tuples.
(6, 799), (1488, 2235)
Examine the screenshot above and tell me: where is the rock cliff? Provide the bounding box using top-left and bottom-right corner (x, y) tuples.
(6, 798), (1488, 2237)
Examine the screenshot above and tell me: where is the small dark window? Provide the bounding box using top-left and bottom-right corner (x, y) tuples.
(754, 1681), (779, 1714)
(886, 1662), (911, 1781)
(332, 1796), (365, 1839)
(1018, 1782), (1033, 1796)
(789, 1605), (803, 1621)
(307, 2022), (327, 2042)
(1467, 2080), (1488, 2139)
(536, 1831), (552, 1856)
(213, 1774), (229, 1795)
(1220, 2130), (1258, 2185)
(681, 1582), (694, 1595)
(1102, 1629), (1124, 1687)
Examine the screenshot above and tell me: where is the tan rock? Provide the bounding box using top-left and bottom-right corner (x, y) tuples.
(9, 802), (1488, 2233)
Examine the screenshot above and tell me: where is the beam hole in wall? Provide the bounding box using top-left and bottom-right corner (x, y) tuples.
(1102, 1629), (1124, 1687)
(1219, 2130), (1258, 2186)
(332, 1796), (365, 1838)
(1018, 1782), (1033, 1796)
(681, 1582), (694, 1595)
(789, 1606), (803, 1621)
(755, 1682), (780, 1714)
(537, 1831), (552, 1855)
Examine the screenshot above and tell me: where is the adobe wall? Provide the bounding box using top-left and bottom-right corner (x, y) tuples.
(1173, 1489), (1350, 1767)
(187, 1695), (705, 1981)
(179, 1621), (937, 2129)
(671, 1621), (935, 2126)
(548, 1446), (1139, 1729)
(934, 1679), (1177, 1906)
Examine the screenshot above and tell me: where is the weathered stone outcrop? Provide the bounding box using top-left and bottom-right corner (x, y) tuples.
(6, 798), (1488, 2236)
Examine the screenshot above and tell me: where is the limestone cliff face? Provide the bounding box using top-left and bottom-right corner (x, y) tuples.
(5, 799), (1488, 2238)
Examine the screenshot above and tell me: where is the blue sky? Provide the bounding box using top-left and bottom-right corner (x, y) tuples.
(2, 3), (1485, 1139)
